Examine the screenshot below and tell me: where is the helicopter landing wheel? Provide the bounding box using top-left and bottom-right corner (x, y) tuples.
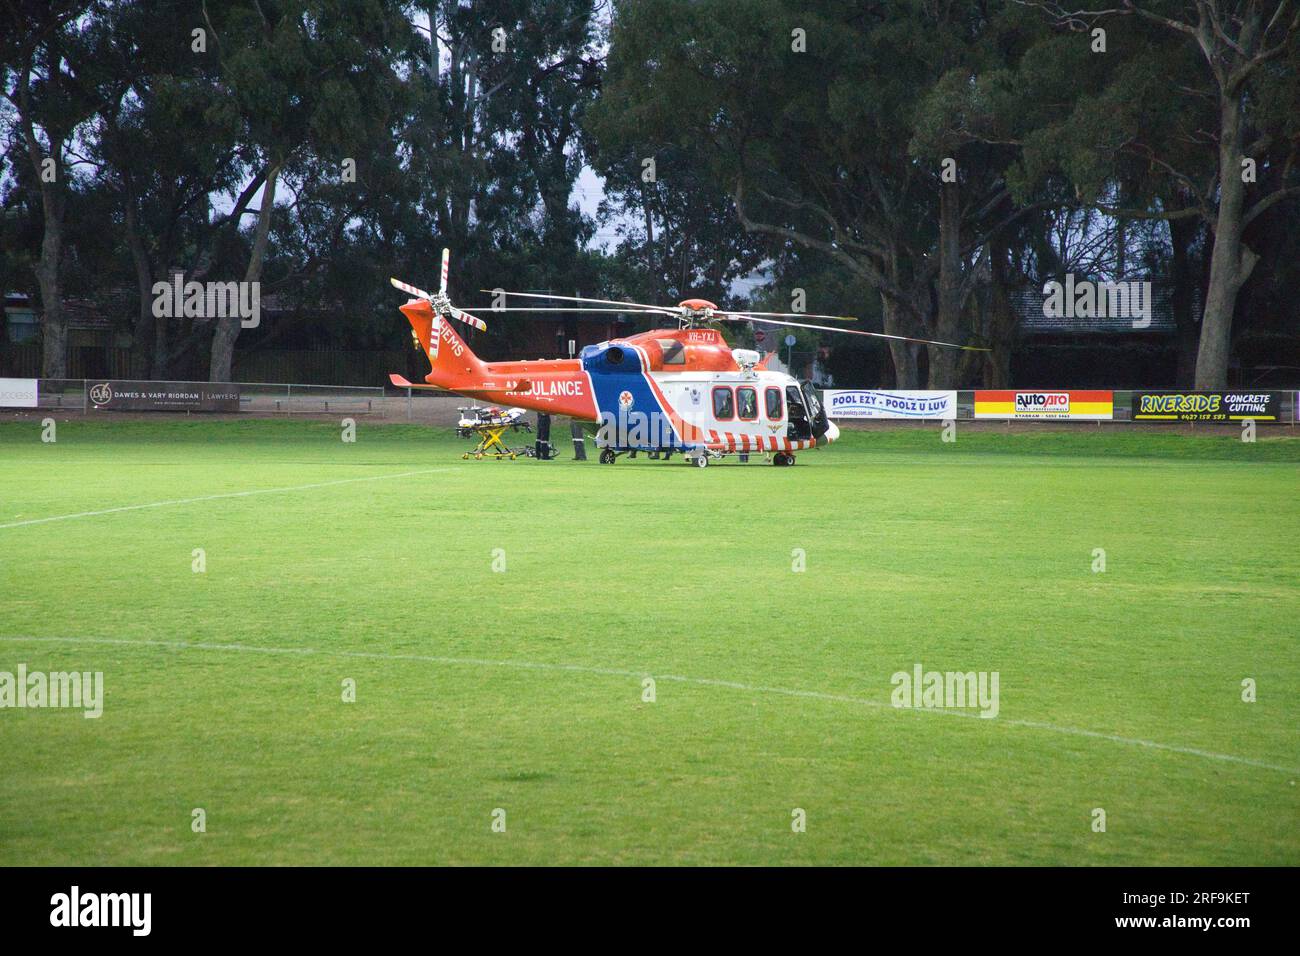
(773, 452), (793, 466)
(693, 454), (709, 469)
(599, 448), (617, 464)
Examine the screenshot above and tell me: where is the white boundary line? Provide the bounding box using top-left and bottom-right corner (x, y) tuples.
(0, 469), (450, 530)
(3, 635), (1295, 776)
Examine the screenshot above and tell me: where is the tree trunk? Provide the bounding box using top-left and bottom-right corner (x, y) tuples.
(24, 114), (69, 378)
(35, 248), (68, 380)
(124, 197), (156, 379)
(1194, 93), (1259, 388)
(928, 182), (962, 388)
(210, 165), (279, 382)
(16, 41), (72, 380)
(881, 295), (919, 388)
(984, 236), (1016, 388)
(153, 272), (172, 378)
(639, 180), (657, 301)
(208, 311), (239, 387)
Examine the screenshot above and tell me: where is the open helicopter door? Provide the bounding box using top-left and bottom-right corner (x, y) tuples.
(786, 385), (813, 440)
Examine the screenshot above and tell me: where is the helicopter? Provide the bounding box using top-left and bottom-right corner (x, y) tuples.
(389, 250), (984, 468)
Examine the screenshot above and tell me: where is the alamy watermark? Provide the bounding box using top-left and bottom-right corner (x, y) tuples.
(50, 886), (150, 936)
(152, 276), (260, 328)
(596, 407), (680, 448)
(891, 663), (999, 718)
(0, 664), (103, 718)
(1043, 274), (1152, 329)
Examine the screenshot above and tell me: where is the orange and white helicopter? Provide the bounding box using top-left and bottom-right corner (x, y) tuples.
(389, 250), (983, 467)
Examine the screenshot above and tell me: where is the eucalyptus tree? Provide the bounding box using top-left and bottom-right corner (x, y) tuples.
(585, 141), (770, 308)
(1015, 1), (1300, 387)
(196, 0), (411, 380)
(1, 0), (108, 377)
(592, 0), (1053, 387)
(401, 2), (603, 282)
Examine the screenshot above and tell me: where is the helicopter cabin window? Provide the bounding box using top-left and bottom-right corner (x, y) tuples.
(657, 339), (685, 365)
(765, 387), (783, 420)
(737, 386), (758, 420)
(712, 386), (735, 420)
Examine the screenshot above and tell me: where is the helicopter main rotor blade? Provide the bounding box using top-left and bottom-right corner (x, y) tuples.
(471, 306), (654, 314)
(481, 289), (678, 317)
(721, 310), (858, 322)
(716, 314), (989, 351)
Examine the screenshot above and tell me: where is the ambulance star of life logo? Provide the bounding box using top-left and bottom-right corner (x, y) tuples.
(89, 383), (113, 406)
(618, 390), (634, 409)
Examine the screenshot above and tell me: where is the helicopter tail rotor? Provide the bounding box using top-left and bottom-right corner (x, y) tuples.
(389, 248), (488, 332)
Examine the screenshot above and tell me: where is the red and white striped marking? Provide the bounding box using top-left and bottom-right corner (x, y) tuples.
(702, 432), (812, 453)
(449, 306), (488, 331)
(390, 277), (432, 300)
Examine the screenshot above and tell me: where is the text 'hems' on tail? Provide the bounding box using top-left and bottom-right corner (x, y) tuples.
(398, 298), (485, 389)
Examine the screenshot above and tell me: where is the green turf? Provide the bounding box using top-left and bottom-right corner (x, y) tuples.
(0, 417), (1296, 865)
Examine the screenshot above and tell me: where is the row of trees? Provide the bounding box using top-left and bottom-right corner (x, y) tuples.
(590, 0), (1300, 388)
(2, 0), (604, 380)
(2, 1), (1298, 387)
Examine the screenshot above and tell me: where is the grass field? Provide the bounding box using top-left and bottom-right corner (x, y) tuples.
(0, 417), (1296, 865)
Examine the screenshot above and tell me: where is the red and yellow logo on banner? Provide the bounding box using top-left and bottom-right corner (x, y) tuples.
(974, 390), (1113, 420)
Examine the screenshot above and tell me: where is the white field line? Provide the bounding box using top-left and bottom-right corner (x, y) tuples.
(0, 469), (450, 530)
(3, 635), (1295, 776)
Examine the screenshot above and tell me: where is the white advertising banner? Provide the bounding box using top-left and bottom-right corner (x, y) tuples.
(825, 389), (957, 420)
(0, 378), (38, 408)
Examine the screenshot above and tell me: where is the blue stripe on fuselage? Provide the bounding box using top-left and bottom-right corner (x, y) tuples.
(582, 345), (685, 450)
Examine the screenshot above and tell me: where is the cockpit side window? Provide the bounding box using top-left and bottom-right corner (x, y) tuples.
(786, 385), (807, 418)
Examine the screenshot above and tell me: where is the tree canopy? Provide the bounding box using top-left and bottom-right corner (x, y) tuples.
(1, 0), (1296, 387)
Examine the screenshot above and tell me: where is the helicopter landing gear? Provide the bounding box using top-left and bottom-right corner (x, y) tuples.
(693, 454), (709, 469)
(773, 452), (796, 466)
(599, 448), (617, 464)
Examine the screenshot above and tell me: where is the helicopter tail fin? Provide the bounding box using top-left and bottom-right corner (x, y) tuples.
(398, 298), (486, 389)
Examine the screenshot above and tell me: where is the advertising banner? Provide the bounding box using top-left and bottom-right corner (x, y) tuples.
(1131, 391), (1282, 422)
(825, 390), (957, 419)
(0, 378), (38, 407)
(87, 380), (241, 413)
(974, 390), (1113, 420)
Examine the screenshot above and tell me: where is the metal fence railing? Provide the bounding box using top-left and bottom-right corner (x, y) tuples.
(15, 379), (1298, 425)
(28, 379), (387, 417)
